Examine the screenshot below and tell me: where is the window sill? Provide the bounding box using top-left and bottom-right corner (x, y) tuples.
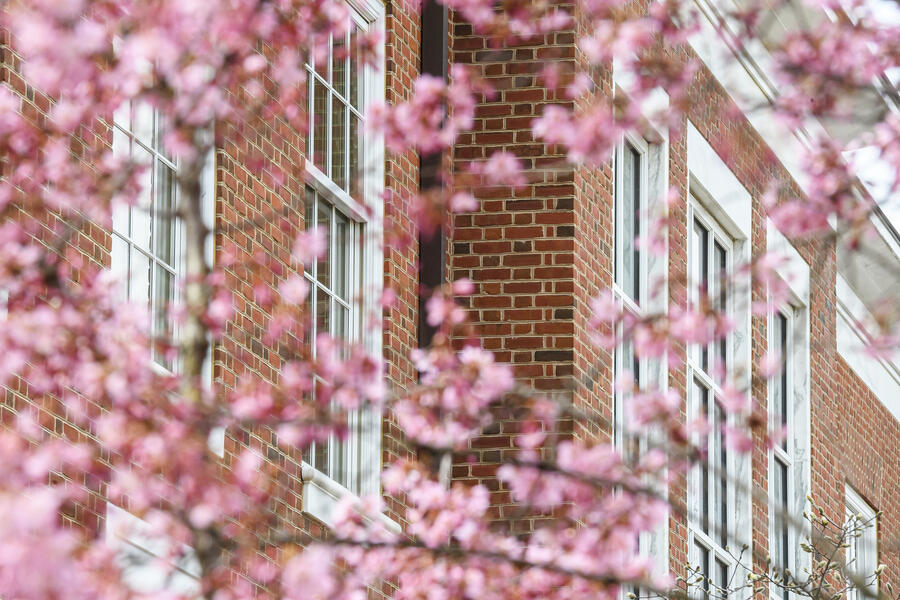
(300, 462), (401, 535)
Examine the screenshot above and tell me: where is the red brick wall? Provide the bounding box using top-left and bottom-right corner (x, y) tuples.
(447, 3), (582, 529)
(381, 0), (422, 529)
(0, 0), (425, 566)
(446, 9), (900, 597)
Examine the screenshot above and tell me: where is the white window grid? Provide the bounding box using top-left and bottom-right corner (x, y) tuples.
(306, 9), (367, 200)
(111, 102), (181, 371)
(614, 136), (649, 309)
(613, 135), (650, 446)
(302, 185), (367, 494)
(613, 134), (654, 600)
(300, 0), (384, 504)
(689, 200), (733, 381)
(688, 198), (737, 600)
(846, 487), (878, 600)
(769, 307), (795, 600)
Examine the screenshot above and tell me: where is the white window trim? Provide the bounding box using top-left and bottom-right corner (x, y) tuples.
(110, 105), (184, 370)
(111, 108), (223, 455)
(768, 306), (794, 596)
(688, 200), (735, 378)
(612, 128), (671, 593)
(766, 221), (812, 596)
(836, 273), (900, 420)
(845, 486), (878, 600)
(686, 131), (753, 600)
(299, 0), (387, 530)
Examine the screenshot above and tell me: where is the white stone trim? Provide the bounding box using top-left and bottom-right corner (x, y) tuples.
(836, 274), (900, 420)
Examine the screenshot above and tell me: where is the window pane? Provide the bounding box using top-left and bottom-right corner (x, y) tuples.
(332, 96), (347, 190)
(695, 379), (710, 533)
(349, 23), (361, 110)
(716, 559), (728, 599)
(336, 304), (349, 344)
(313, 79), (328, 172)
(692, 218), (709, 370)
(777, 313), (789, 451)
(113, 101), (131, 135)
(155, 112), (171, 159)
(696, 543), (710, 600)
(133, 102), (154, 148)
(334, 212), (350, 300)
(317, 202), (332, 289)
(332, 433), (347, 489)
(714, 241), (727, 375)
(154, 264), (174, 368)
(130, 249), (151, 307)
(316, 286), (330, 338)
(715, 401), (728, 547)
(333, 28), (347, 98)
(112, 197), (130, 239)
(113, 125), (130, 160)
(314, 429), (328, 473)
(349, 113), (361, 200)
(773, 459), (788, 571)
(617, 144), (641, 300)
(132, 144), (154, 251)
(111, 234), (129, 299)
(154, 160), (176, 266)
(694, 218), (709, 295)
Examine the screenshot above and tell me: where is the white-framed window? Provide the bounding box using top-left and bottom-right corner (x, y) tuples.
(105, 504), (200, 595)
(302, 186), (366, 493)
(613, 132), (672, 599)
(111, 102), (219, 455)
(111, 102), (181, 370)
(769, 308), (793, 600)
(688, 198), (736, 600)
(306, 8), (367, 202)
(299, 0), (385, 528)
(613, 137), (648, 600)
(613, 136), (649, 451)
(765, 221), (812, 600)
(615, 137), (648, 308)
(846, 487), (878, 600)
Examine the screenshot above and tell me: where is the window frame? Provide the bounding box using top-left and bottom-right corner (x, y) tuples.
(299, 0), (386, 529)
(614, 134), (650, 311)
(688, 200), (734, 380)
(613, 131), (670, 600)
(687, 197), (738, 600)
(845, 486), (878, 600)
(768, 306), (795, 600)
(613, 133), (650, 449)
(110, 102), (183, 371)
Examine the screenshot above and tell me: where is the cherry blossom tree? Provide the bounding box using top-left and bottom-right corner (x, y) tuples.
(0, 0), (898, 599)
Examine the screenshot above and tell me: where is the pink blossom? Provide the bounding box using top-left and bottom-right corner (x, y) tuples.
(279, 274), (310, 304)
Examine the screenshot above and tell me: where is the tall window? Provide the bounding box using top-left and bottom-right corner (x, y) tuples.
(302, 186), (366, 493)
(111, 102), (179, 369)
(614, 138), (649, 458)
(614, 137), (651, 599)
(770, 309), (793, 600)
(689, 199), (734, 600)
(615, 140), (645, 305)
(845, 487), (878, 600)
(301, 0), (383, 503)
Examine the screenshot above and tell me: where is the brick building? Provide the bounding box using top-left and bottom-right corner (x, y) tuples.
(3, 0), (900, 596)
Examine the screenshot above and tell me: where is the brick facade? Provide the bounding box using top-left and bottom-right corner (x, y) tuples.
(3, 0), (900, 597)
